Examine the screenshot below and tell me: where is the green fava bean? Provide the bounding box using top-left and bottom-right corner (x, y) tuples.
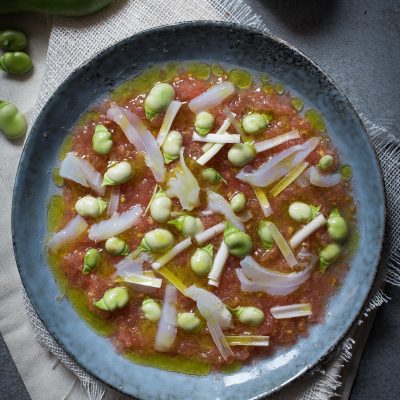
(327, 209), (348, 241)
(141, 298), (162, 322)
(0, 100), (27, 140)
(150, 190), (172, 223)
(258, 220), (274, 249)
(288, 202), (312, 223)
(93, 287), (129, 311)
(230, 192), (246, 213)
(144, 83), (175, 120)
(105, 237), (129, 256)
(224, 221), (253, 257)
(194, 111), (215, 136)
(92, 124), (112, 154)
(242, 113), (270, 134)
(75, 195), (107, 218)
(168, 215), (203, 237)
(0, 52), (32, 74)
(82, 248), (100, 274)
(177, 312), (202, 332)
(319, 243), (341, 272)
(134, 228), (175, 255)
(0, 30), (27, 51)
(190, 244), (213, 276)
(228, 142), (256, 167)
(317, 154), (334, 171)
(162, 130), (182, 163)
(102, 161), (133, 186)
(201, 167), (226, 183)
(234, 306), (265, 327)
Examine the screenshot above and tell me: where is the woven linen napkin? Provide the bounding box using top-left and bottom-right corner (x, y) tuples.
(14, 0), (400, 399)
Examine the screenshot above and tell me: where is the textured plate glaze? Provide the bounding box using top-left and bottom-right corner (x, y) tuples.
(12, 22), (385, 399)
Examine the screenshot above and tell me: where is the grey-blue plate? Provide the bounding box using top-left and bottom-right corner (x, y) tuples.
(12, 22), (385, 399)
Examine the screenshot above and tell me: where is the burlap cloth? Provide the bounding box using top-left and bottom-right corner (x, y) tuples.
(1, 1), (399, 399)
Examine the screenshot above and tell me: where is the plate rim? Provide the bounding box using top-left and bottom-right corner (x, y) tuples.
(11, 20), (386, 399)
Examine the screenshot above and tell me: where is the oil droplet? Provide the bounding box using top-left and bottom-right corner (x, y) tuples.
(52, 167), (63, 187)
(211, 63), (225, 77)
(340, 164), (353, 181)
(291, 97), (304, 112)
(274, 82), (285, 95)
(186, 62), (211, 80)
(305, 108), (326, 132)
(47, 195), (64, 233)
(228, 68), (252, 89)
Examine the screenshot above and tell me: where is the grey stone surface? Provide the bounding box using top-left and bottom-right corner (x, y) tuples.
(0, 0), (399, 399)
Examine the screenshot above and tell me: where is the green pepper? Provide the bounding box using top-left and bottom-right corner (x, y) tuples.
(0, 100), (27, 140)
(0, 0), (113, 16)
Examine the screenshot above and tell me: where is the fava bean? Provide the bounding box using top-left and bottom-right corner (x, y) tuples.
(144, 83), (175, 120)
(162, 130), (182, 163)
(105, 237), (129, 256)
(0, 51), (32, 74)
(102, 161), (133, 186)
(317, 154), (333, 171)
(194, 111), (214, 136)
(327, 208), (348, 241)
(224, 221), (252, 257)
(0, 100), (27, 140)
(93, 287), (129, 311)
(82, 248), (100, 274)
(75, 195), (107, 218)
(190, 244), (213, 276)
(233, 306), (265, 327)
(150, 190), (172, 223)
(0, 30), (27, 51)
(177, 312), (201, 332)
(319, 243), (341, 272)
(201, 167), (226, 183)
(242, 113), (269, 134)
(134, 228), (175, 255)
(168, 215), (203, 237)
(92, 124), (113, 155)
(230, 192), (246, 213)
(141, 298), (162, 322)
(227, 142), (256, 167)
(258, 220), (274, 249)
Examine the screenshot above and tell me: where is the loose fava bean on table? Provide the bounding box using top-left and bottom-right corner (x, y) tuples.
(0, 30), (27, 51)
(0, 51), (32, 74)
(0, 100), (27, 140)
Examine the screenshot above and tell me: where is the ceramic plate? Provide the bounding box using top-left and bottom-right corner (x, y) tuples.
(12, 22), (385, 399)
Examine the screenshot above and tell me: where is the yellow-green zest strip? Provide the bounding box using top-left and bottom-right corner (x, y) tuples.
(269, 162), (309, 197)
